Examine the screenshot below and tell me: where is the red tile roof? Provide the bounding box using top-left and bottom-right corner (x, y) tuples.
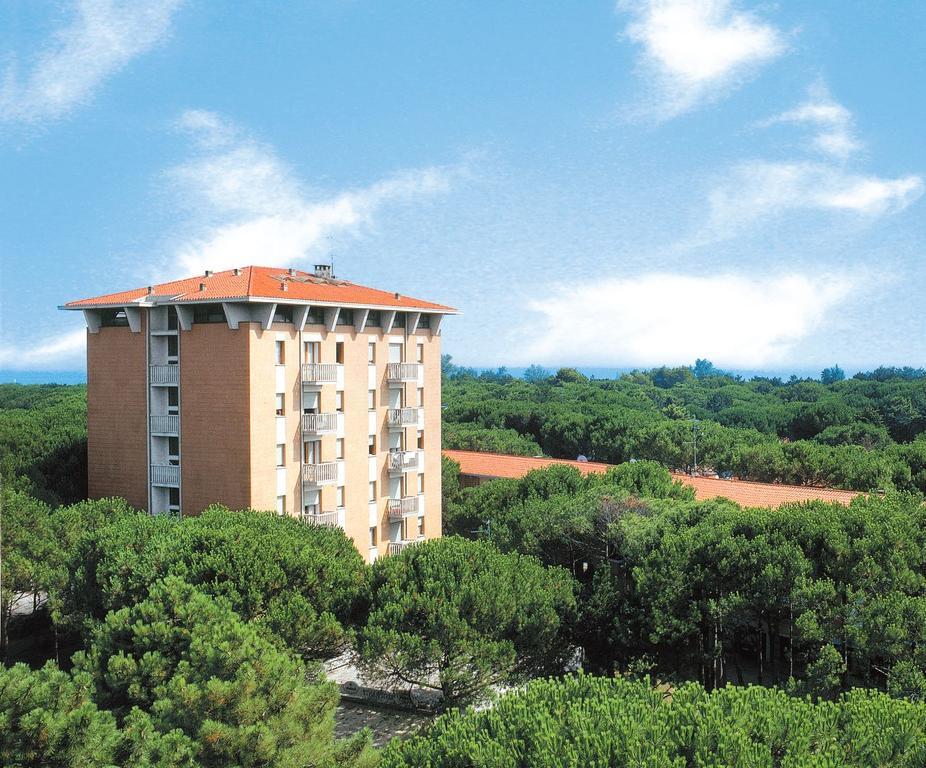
(64, 266), (456, 312)
(443, 449), (863, 508)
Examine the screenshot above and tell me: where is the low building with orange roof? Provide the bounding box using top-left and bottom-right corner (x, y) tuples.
(442, 449), (862, 507)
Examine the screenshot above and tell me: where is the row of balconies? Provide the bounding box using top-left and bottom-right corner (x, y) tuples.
(302, 362), (421, 384)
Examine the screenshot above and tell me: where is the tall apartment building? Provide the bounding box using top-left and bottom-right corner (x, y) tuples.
(63, 265), (456, 561)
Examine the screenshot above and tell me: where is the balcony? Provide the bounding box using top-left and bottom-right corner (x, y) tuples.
(150, 415), (179, 436)
(302, 363), (339, 385)
(150, 364), (179, 385)
(150, 464), (180, 487)
(386, 362), (421, 382)
(302, 412), (338, 435)
(302, 461), (340, 487)
(388, 496), (420, 521)
(387, 540), (415, 556)
(387, 450), (418, 474)
(387, 407), (421, 429)
(301, 510), (339, 527)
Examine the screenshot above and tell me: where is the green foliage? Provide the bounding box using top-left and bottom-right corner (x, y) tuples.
(0, 384), (88, 505)
(75, 576), (371, 768)
(381, 675), (926, 767)
(62, 506), (369, 659)
(357, 536), (577, 708)
(442, 364), (926, 492)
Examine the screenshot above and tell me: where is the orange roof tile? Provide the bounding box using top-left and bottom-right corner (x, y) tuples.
(442, 449), (863, 508)
(63, 266), (456, 313)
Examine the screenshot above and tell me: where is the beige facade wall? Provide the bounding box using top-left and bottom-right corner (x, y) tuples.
(416, 327), (443, 542)
(86, 319), (149, 510)
(180, 322), (252, 514)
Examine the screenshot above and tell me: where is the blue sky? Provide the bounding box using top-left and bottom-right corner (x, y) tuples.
(1, 0), (924, 375)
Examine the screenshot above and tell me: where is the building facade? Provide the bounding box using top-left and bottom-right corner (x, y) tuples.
(64, 265), (456, 561)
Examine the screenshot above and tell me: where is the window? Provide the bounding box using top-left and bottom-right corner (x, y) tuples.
(275, 394), (285, 416)
(418, 516), (425, 537)
(276, 495), (286, 516)
(367, 310), (381, 327)
(417, 430), (424, 450)
(336, 438), (344, 460)
(305, 308), (324, 325)
(417, 474), (425, 494)
(416, 343), (424, 363)
(337, 309), (354, 326)
(303, 502), (318, 519)
(275, 340), (285, 364)
(192, 304), (226, 324)
(368, 435), (376, 456)
(276, 443), (285, 467)
(369, 481), (376, 502)
(336, 391), (344, 412)
(167, 335), (178, 360)
(418, 314), (431, 329)
(304, 341), (320, 363)
(395, 312), (406, 329)
(368, 389), (376, 410)
(100, 308), (129, 327)
(272, 305), (293, 324)
(388, 343), (402, 363)
(369, 526), (377, 547)
(304, 441), (319, 463)
(336, 342), (345, 364)
(368, 342), (376, 363)
(416, 388), (424, 407)
(336, 486), (345, 508)
(168, 437), (180, 464)
(168, 388), (179, 415)
(169, 487), (180, 508)
(167, 309), (179, 330)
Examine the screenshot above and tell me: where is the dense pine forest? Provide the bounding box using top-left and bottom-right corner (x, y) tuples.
(3, 372), (926, 766)
(442, 359), (926, 492)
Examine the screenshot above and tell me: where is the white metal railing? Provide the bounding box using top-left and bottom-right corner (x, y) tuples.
(387, 540), (413, 555)
(301, 510), (339, 527)
(302, 363), (339, 384)
(387, 407), (421, 428)
(388, 450), (418, 473)
(150, 415), (179, 435)
(386, 362), (421, 382)
(149, 364), (179, 385)
(302, 461), (340, 486)
(302, 412), (338, 434)
(150, 464), (180, 486)
(388, 496), (420, 520)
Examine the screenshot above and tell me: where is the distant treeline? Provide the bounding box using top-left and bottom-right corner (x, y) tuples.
(441, 358), (926, 493)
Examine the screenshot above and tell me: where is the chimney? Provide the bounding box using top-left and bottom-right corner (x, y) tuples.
(199, 282), (206, 291)
(233, 268), (240, 276)
(288, 267), (296, 276)
(394, 292), (400, 300)
(280, 282), (288, 292)
(204, 270), (212, 277)
(314, 264), (333, 279)
(147, 286), (153, 295)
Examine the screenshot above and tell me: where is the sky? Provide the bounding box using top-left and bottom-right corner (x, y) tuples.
(1, 0), (924, 377)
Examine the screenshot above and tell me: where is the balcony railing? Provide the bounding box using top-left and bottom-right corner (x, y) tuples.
(302, 412), (338, 435)
(150, 364), (179, 385)
(388, 450), (418, 474)
(387, 407), (421, 429)
(301, 510), (339, 527)
(386, 362), (421, 382)
(301, 363), (339, 384)
(150, 464), (180, 487)
(150, 415), (179, 435)
(387, 540), (414, 556)
(388, 496), (420, 520)
(302, 461), (340, 486)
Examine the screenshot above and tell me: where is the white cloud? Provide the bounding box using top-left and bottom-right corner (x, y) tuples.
(762, 81), (861, 159)
(518, 272), (855, 368)
(619, 0), (785, 118)
(0, 329), (86, 370)
(1, 0), (184, 125)
(161, 110), (455, 277)
(707, 161), (923, 234)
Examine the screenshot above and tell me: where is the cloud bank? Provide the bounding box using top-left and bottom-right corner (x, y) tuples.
(1, 0), (184, 125)
(0, 329), (86, 370)
(619, 0), (785, 118)
(761, 81), (861, 159)
(518, 272), (856, 368)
